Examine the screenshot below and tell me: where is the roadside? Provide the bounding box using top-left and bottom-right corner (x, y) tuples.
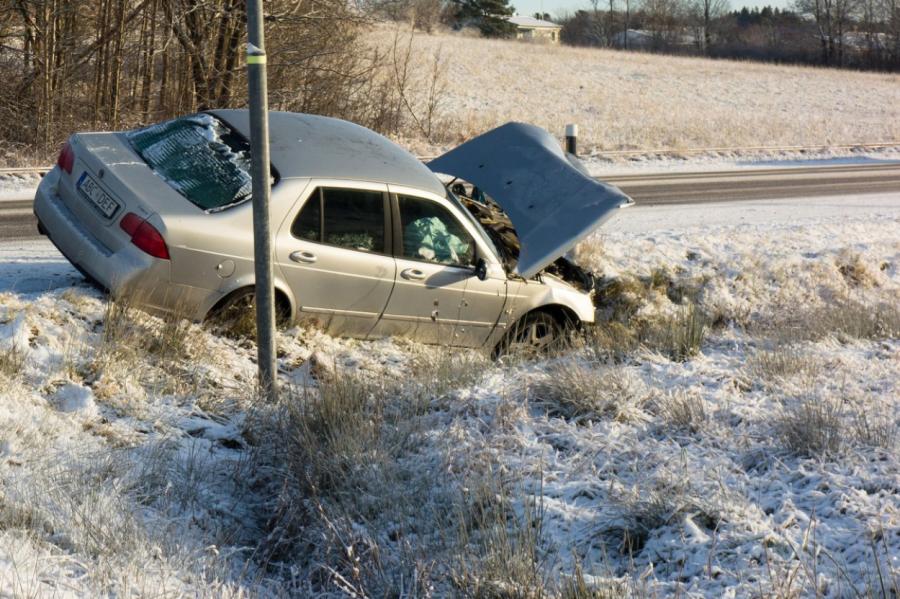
(1, 186), (897, 596)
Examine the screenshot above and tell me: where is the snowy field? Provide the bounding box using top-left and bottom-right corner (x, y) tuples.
(1, 173), (897, 597)
(370, 27), (900, 157)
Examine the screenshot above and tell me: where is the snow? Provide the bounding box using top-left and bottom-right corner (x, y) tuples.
(50, 384), (99, 418)
(0, 172), (41, 201)
(0, 165), (898, 595)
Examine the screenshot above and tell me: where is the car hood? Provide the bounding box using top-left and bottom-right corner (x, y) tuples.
(427, 122), (633, 279)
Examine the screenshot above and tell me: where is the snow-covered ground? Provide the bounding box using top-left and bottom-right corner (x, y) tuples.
(378, 27), (900, 156)
(0, 175), (898, 596)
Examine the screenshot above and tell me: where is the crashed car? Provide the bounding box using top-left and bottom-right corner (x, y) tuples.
(34, 110), (632, 354)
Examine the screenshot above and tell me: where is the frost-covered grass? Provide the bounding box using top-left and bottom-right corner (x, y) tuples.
(1, 207), (898, 596)
(371, 27), (900, 156)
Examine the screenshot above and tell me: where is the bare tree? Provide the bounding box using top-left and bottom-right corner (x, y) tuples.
(691, 0), (728, 53)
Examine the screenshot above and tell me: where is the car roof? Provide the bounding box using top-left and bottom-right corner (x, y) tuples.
(210, 110), (446, 197)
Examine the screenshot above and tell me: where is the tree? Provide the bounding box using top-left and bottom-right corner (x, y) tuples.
(689, 0), (728, 53)
(453, 0), (517, 36)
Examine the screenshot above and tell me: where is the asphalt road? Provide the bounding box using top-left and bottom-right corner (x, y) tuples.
(2, 163), (900, 239)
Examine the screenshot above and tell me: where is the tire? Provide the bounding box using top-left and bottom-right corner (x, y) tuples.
(206, 288), (257, 338)
(494, 310), (564, 359)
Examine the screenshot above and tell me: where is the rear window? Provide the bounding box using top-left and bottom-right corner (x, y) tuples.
(127, 113), (265, 211)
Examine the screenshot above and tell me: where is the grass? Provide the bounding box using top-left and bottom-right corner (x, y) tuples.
(370, 26), (900, 154)
(0, 343), (25, 378)
(776, 394), (847, 458)
(758, 300), (900, 344)
(746, 344), (821, 385)
(532, 362), (649, 424)
(657, 389), (707, 434)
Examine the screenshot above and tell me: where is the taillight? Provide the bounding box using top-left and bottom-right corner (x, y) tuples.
(57, 142), (74, 174)
(119, 212), (170, 260)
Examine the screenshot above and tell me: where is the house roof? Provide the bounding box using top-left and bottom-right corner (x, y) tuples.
(507, 15), (560, 29)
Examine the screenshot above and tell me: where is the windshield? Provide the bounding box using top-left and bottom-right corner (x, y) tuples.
(127, 113), (261, 211)
(445, 188), (500, 261)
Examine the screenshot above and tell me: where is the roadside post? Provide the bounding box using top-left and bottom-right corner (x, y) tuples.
(565, 124), (578, 156)
(246, 0), (278, 402)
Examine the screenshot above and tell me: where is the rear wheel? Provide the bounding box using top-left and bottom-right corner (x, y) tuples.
(494, 311), (565, 359)
(206, 288), (290, 339)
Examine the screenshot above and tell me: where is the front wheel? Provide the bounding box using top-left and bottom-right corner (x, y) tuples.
(494, 311), (565, 359)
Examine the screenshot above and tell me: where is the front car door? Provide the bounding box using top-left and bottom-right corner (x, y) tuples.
(380, 187), (507, 347)
(274, 181), (395, 338)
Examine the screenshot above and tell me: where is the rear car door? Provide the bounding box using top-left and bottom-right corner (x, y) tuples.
(274, 182), (395, 338)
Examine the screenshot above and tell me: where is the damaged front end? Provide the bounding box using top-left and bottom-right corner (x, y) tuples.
(451, 186), (596, 292)
(431, 122), (632, 292)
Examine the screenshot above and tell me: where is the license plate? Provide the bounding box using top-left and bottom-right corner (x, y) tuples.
(77, 172), (120, 219)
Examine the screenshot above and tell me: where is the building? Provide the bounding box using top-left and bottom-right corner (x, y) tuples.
(507, 15), (562, 44)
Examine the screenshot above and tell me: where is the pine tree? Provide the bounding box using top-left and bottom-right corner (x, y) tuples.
(454, 0), (518, 37)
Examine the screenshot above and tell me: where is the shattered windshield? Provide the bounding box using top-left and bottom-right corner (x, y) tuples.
(127, 113), (258, 211)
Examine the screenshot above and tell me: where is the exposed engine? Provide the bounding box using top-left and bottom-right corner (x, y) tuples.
(451, 184), (596, 293)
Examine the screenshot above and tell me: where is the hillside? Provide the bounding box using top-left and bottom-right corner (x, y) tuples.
(375, 28), (900, 155)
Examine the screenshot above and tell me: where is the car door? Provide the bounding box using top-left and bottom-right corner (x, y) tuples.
(274, 182), (395, 338)
(380, 191), (506, 347)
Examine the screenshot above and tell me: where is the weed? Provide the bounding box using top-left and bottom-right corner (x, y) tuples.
(0, 343), (25, 378)
(453, 475), (548, 598)
(640, 302), (708, 362)
(776, 394), (846, 457)
(658, 389), (707, 434)
(746, 344), (820, 385)
(532, 362), (648, 424)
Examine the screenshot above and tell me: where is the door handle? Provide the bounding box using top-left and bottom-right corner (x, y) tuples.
(401, 268), (426, 281)
(289, 250), (317, 264)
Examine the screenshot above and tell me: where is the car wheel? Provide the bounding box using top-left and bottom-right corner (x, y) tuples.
(495, 311), (564, 359)
(207, 288), (260, 339)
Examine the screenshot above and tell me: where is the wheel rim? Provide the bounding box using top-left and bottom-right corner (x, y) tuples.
(507, 317), (559, 356)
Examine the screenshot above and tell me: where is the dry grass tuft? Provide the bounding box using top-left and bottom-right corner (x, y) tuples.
(640, 303), (708, 362)
(0, 343), (25, 378)
(607, 478), (721, 557)
(759, 300), (900, 344)
(532, 362), (649, 424)
(452, 477), (547, 598)
(658, 389), (707, 434)
(776, 395), (847, 458)
(835, 252), (878, 289)
(746, 344), (821, 385)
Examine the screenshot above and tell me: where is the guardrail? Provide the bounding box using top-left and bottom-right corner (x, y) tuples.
(2, 141), (899, 178)
(0, 166), (52, 176)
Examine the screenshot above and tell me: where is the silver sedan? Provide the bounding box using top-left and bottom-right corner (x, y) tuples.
(34, 111), (632, 353)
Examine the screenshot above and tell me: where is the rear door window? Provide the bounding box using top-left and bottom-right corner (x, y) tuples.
(291, 188), (386, 253)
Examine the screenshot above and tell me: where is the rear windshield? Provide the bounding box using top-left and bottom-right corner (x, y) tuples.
(127, 113), (258, 211)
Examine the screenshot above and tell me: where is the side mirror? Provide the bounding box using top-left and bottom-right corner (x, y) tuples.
(474, 257), (488, 281)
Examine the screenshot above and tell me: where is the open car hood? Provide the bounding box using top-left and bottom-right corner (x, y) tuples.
(428, 123), (633, 279)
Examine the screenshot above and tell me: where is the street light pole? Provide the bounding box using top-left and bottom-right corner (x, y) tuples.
(246, 0), (277, 402)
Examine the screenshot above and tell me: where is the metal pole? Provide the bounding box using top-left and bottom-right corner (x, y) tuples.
(246, 0), (277, 402)
(565, 123), (578, 156)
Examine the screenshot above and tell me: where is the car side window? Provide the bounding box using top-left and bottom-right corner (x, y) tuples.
(398, 195), (475, 268)
(291, 188), (385, 253)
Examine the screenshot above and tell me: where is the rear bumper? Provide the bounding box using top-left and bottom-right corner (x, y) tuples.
(34, 169), (208, 318)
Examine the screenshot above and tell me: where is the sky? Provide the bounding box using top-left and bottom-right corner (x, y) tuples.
(514, 0), (792, 19)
